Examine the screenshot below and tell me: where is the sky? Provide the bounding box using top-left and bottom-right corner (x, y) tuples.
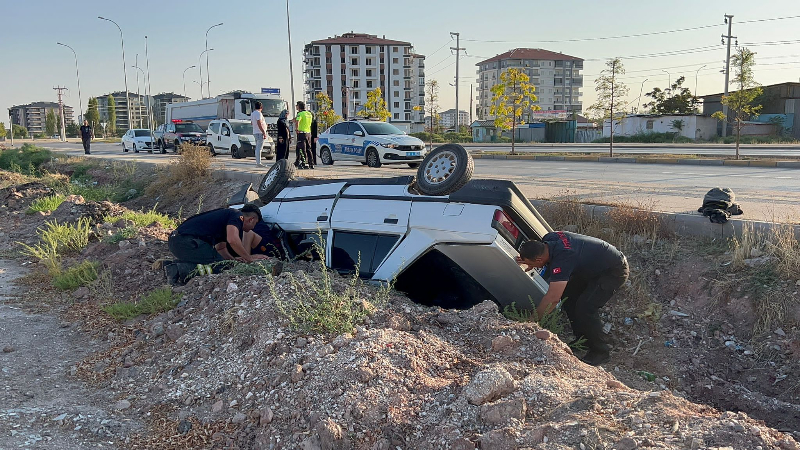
(2, 0), (800, 127)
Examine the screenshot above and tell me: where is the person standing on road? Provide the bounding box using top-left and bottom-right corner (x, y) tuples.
(293, 101), (314, 169)
(516, 231), (629, 366)
(251, 101), (268, 167)
(276, 109), (290, 161)
(80, 120), (94, 154)
(310, 117), (318, 166)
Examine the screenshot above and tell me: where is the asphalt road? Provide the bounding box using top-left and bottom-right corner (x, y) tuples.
(41, 141), (800, 222)
(463, 143), (800, 157)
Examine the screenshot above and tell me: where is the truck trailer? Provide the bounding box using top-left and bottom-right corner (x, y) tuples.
(165, 91), (287, 138)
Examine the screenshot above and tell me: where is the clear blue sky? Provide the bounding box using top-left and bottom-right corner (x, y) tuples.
(3, 0), (800, 126)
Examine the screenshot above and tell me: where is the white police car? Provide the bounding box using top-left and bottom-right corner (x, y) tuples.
(317, 119), (427, 168)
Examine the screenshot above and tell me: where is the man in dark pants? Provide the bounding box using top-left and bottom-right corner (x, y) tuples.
(310, 118), (318, 166)
(165, 203), (266, 285)
(293, 101), (313, 169)
(80, 120), (93, 154)
(517, 231), (629, 366)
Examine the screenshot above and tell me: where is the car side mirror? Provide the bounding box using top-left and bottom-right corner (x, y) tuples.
(354, 130), (364, 137)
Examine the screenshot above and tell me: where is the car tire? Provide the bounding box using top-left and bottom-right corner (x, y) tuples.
(174, 140), (181, 154)
(208, 144), (216, 156)
(407, 163), (420, 169)
(158, 140), (166, 154)
(133, 143), (139, 153)
(416, 144), (474, 196)
(231, 145), (241, 159)
(320, 147), (334, 165)
(366, 148), (382, 168)
(258, 159), (295, 203)
(122, 142), (128, 152)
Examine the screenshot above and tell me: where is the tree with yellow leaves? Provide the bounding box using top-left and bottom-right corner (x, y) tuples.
(490, 68), (539, 155)
(358, 88), (391, 122)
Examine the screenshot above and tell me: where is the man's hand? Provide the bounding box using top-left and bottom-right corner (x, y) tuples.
(515, 256), (531, 271)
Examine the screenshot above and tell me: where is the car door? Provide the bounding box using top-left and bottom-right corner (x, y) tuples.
(346, 122), (366, 159)
(165, 123), (176, 147)
(123, 130), (132, 149)
(325, 123), (347, 160)
(219, 122), (232, 152)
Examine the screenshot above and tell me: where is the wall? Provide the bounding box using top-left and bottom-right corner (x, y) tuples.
(603, 115), (717, 140)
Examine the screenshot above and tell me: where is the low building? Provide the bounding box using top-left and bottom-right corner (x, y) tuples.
(699, 82), (800, 138)
(9, 102), (74, 135)
(440, 109), (470, 131)
(602, 114), (718, 140)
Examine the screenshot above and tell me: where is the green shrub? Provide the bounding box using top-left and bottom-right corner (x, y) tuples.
(103, 302), (141, 321)
(593, 132), (693, 144)
(0, 144), (53, 174)
(52, 260), (99, 290)
(106, 226), (138, 244)
(27, 194), (65, 214)
(111, 207), (176, 229)
(103, 287), (182, 321)
(18, 218), (92, 274)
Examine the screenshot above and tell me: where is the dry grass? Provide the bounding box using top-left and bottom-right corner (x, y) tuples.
(144, 144), (212, 203)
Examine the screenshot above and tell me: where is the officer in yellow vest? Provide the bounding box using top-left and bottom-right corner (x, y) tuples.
(294, 101), (314, 169)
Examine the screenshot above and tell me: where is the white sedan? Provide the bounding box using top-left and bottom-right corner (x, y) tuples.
(121, 129), (155, 153)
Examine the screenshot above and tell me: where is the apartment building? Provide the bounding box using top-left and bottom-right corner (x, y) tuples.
(152, 92), (190, 126)
(9, 102), (74, 135)
(303, 32), (425, 133)
(476, 48), (584, 121)
(96, 91), (149, 131)
(439, 109), (470, 130)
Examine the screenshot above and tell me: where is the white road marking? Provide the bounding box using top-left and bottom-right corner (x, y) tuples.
(775, 176), (793, 179)
(661, 171), (674, 174)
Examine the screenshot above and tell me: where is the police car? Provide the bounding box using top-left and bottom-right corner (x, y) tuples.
(317, 119), (427, 168)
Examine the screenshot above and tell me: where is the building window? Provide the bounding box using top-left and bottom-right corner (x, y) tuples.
(393, 69), (399, 75)
(366, 47), (373, 54)
(366, 58), (373, 65)
(393, 57), (399, 64)
(351, 46), (358, 54)
(393, 47), (398, 52)
(351, 69), (359, 77)
(326, 45), (331, 53)
(380, 69), (384, 75)
(366, 80), (373, 88)
(341, 68), (346, 75)
(351, 57), (358, 65)
(352, 91), (360, 99)
(380, 57), (384, 64)
(393, 91), (399, 97)
(646, 120), (654, 130)
(405, 102), (411, 110)
(393, 80), (399, 86)
(393, 113), (400, 119)
(366, 69), (373, 77)
(341, 57), (345, 64)
(405, 113), (410, 120)
(394, 102), (399, 108)
(353, 80), (359, 88)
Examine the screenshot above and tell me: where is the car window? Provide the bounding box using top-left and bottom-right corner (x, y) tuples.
(133, 130), (150, 137)
(346, 123), (364, 136)
(331, 232), (399, 277)
(361, 122), (403, 135)
(231, 122), (252, 135)
(175, 123), (203, 133)
(167, 124), (175, 132)
(330, 123), (346, 135)
(209, 123), (220, 134)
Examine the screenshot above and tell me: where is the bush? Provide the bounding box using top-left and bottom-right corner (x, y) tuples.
(111, 207), (176, 229)
(708, 135), (800, 144)
(52, 261), (99, 290)
(0, 144), (52, 173)
(18, 218), (92, 273)
(103, 287), (182, 321)
(106, 226), (138, 244)
(592, 132), (693, 144)
(27, 194), (65, 214)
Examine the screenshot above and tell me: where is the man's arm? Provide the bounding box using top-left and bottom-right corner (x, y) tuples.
(258, 115), (268, 135)
(226, 225), (253, 263)
(215, 242), (235, 260)
(536, 281), (568, 319)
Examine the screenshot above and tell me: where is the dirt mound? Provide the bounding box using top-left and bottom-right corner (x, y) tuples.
(0, 181), (54, 210)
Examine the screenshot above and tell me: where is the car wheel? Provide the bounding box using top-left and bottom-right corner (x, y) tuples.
(407, 163), (420, 169)
(258, 159), (296, 203)
(416, 144), (474, 196)
(174, 140), (181, 154)
(366, 148), (382, 168)
(231, 145), (241, 159)
(158, 140), (166, 154)
(320, 147), (334, 165)
(133, 143), (139, 153)
(207, 144), (216, 156)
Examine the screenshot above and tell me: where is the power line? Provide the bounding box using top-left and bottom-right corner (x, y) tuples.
(425, 38), (453, 60)
(428, 61), (455, 76)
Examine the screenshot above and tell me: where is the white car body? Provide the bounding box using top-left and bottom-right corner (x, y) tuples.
(206, 119), (274, 158)
(121, 129), (154, 152)
(317, 120), (427, 166)
(235, 176), (553, 311)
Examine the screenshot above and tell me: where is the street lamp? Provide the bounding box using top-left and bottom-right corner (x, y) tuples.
(661, 69), (672, 97)
(694, 64), (707, 98)
(199, 48), (214, 99)
(132, 64), (145, 128)
(285, 0), (297, 119)
(98, 16), (130, 131)
(183, 65), (197, 99)
(56, 42), (82, 124)
(205, 23), (223, 97)
(638, 78), (649, 114)
(145, 36), (154, 131)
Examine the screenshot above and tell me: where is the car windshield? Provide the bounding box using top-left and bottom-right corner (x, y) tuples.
(133, 130), (151, 137)
(230, 122), (252, 135)
(175, 123), (203, 133)
(361, 122), (404, 135)
(256, 99), (287, 117)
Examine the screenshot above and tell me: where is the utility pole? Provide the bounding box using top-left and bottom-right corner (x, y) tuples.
(54, 86), (68, 141)
(9, 111), (13, 146)
(469, 84), (473, 126)
(134, 54), (141, 128)
(450, 32), (465, 132)
(145, 36), (153, 130)
(98, 17), (130, 133)
(610, 59), (617, 158)
(286, 0), (297, 121)
(721, 14), (735, 137)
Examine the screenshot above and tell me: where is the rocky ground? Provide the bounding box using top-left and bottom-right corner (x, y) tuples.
(1, 169), (800, 449)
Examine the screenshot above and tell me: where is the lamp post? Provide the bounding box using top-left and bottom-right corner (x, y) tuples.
(145, 36), (153, 131)
(132, 64), (145, 128)
(56, 42), (82, 123)
(694, 64), (707, 98)
(285, 0), (297, 119)
(205, 23), (223, 98)
(183, 65), (197, 99)
(199, 49), (214, 99)
(98, 16), (130, 131)
(638, 78), (648, 113)
(661, 69), (672, 98)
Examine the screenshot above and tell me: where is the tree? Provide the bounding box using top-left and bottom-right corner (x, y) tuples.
(12, 124), (28, 139)
(357, 88), (391, 122)
(315, 92), (341, 131)
(45, 109), (58, 137)
(489, 68), (538, 155)
(643, 76), (698, 114)
(712, 48), (762, 160)
(0, 122), (6, 139)
(85, 97), (100, 130)
(66, 121), (79, 138)
(414, 80), (440, 148)
(588, 58), (629, 157)
(107, 95), (117, 135)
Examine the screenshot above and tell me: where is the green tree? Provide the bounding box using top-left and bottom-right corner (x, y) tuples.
(414, 79), (440, 147)
(643, 76), (698, 114)
(85, 97), (100, 130)
(315, 92), (342, 131)
(0, 122), (6, 139)
(588, 58), (629, 157)
(45, 109), (58, 137)
(107, 95), (117, 135)
(712, 48), (762, 160)
(12, 124), (28, 139)
(65, 121), (79, 138)
(490, 68), (539, 155)
(358, 88), (391, 121)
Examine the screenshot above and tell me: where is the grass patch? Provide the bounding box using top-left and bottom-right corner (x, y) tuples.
(106, 226), (138, 244)
(103, 287), (182, 321)
(0, 144), (53, 174)
(593, 132), (694, 144)
(52, 260), (99, 290)
(111, 207), (176, 229)
(27, 194), (65, 214)
(18, 218), (92, 273)
(503, 300), (564, 334)
(144, 144), (212, 203)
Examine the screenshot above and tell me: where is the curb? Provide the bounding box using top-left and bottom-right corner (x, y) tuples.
(529, 200), (800, 240)
(470, 153), (800, 169)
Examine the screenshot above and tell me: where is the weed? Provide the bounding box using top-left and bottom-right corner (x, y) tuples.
(103, 287), (182, 321)
(52, 261), (99, 290)
(18, 218), (92, 272)
(103, 302), (141, 321)
(109, 207), (176, 229)
(503, 299), (565, 335)
(27, 194), (65, 214)
(106, 226), (138, 244)
(90, 269), (116, 303)
(0, 144), (53, 174)
(144, 144), (212, 205)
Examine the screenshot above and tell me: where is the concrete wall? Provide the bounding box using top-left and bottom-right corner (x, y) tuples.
(603, 115), (717, 140)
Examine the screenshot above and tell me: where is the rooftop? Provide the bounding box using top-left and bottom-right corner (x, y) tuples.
(311, 32), (411, 47)
(477, 48), (583, 65)
(698, 81), (800, 99)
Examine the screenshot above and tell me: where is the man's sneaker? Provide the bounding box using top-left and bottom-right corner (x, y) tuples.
(271, 261), (284, 277)
(164, 262), (181, 286)
(580, 350), (611, 366)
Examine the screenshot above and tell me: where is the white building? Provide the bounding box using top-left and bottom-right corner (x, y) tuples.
(603, 115), (718, 141)
(439, 109), (470, 130)
(303, 32), (425, 133)
(476, 48), (583, 121)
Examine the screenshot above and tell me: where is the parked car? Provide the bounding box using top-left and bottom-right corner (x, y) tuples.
(317, 119), (427, 168)
(206, 119), (274, 160)
(230, 144), (551, 311)
(156, 120), (206, 153)
(121, 129), (155, 153)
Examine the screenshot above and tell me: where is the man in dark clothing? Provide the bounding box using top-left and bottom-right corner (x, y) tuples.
(276, 109), (291, 161)
(310, 118), (318, 166)
(517, 231), (629, 366)
(80, 120), (93, 154)
(165, 203), (266, 284)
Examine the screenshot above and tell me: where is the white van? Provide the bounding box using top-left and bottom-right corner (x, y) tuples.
(206, 119), (274, 160)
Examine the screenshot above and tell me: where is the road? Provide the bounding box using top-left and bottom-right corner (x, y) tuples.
(42, 141), (800, 222)
(461, 142), (800, 157)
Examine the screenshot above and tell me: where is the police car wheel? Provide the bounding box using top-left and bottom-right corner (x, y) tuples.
(258, 159), (296, 203)
(320, 147), (334, 165)
(416, 144), (474, 196)
(366, 148), (382, 168)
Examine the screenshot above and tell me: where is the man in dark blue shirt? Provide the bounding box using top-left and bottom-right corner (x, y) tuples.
(517, 231), (629, 366)
(79, 120), (93, 154)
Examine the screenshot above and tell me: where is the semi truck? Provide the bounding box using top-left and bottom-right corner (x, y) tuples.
(165, 91), (288, 138)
